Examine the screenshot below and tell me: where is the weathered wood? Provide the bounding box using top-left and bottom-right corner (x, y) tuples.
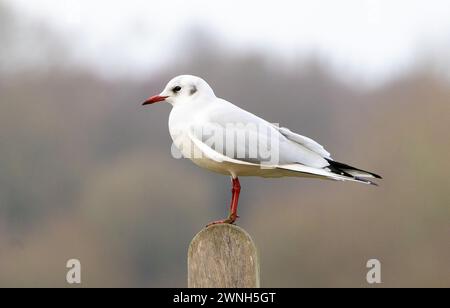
(188, 224), (260, 288)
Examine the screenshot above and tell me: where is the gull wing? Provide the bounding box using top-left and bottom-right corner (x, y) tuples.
(202, 100), (330, 168)
(186, 122), (376, 184)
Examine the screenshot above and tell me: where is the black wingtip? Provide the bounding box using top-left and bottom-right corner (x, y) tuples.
(325, 158), (382, 180)
(373, 173), (383, 179)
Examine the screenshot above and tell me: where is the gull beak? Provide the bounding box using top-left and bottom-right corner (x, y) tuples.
(142, 95), (169, 105)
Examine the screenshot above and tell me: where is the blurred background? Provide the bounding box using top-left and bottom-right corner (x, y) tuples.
(0, 0), (449, 287)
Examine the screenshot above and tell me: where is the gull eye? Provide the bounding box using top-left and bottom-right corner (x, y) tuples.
(172, 86), (182, 93)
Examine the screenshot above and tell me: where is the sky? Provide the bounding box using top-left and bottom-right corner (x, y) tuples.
(6, 0), (450, 83)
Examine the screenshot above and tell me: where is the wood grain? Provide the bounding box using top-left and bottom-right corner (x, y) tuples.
(188, 224), (260, 288)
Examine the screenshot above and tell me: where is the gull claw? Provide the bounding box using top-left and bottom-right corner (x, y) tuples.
(206, 214), (238, 228)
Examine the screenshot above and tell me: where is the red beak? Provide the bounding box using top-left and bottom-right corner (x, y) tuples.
(142, 95), (169, 105)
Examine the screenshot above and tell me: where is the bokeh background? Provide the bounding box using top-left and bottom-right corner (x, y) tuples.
(0, 0), (449, 287)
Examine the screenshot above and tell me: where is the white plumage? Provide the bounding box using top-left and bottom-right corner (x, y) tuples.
(143, 75), (381, 225)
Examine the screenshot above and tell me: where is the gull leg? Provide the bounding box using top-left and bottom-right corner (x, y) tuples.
(206, 177), (241, 227)
(228, 177), (241, 222)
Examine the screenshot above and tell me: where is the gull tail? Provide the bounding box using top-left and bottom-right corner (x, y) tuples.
(325, 158), (382, 179)
(324, 158), (382, 186)
(276, 161), (382, 186)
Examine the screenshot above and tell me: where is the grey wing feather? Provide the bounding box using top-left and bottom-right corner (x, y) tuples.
(275, 126), (331, 158)
(197, 101), (330, 168)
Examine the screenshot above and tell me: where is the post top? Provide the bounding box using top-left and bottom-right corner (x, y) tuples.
(188, 224), (260, 288)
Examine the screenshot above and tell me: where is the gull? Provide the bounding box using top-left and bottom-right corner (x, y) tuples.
(142, 75), (381, 226)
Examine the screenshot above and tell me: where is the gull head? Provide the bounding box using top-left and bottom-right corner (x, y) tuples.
(142, 75), (215, 106)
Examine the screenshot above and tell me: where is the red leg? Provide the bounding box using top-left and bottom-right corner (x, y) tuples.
(229, 178), (241, 221)
(206, 177), (241, 227)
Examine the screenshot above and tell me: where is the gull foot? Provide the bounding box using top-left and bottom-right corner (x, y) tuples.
(206, 215), (239, 228)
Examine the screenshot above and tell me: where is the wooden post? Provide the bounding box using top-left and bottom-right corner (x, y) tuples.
(188, 224), (260, 288)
